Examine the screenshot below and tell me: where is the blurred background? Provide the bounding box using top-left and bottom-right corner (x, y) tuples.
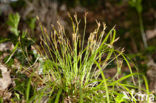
(0, 0), (156, 90)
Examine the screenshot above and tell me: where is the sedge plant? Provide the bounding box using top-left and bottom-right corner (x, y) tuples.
(28, 13), (150, 103)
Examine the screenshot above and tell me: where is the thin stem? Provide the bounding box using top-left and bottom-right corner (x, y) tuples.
(138, 13), (148, 48)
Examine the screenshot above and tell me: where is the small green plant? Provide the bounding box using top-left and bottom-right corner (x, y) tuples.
(5, 13), (21, 64)
(27, 17), (36, 32)
(28, 13), (150, 102)
(7, 13), (20, 36)
(6, 13), (35, 65)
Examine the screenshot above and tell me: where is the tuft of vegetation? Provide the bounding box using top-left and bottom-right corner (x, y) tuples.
(25, 13), (150, 102)
(0, 13), (151, 102)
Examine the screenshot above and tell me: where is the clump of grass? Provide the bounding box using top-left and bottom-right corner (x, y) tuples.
(29, 13), (150, 103)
